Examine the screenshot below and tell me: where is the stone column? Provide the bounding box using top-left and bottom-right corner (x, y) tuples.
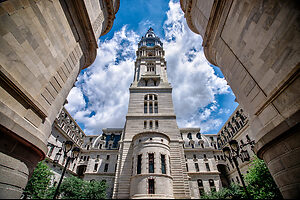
(0, 153), (29, 199)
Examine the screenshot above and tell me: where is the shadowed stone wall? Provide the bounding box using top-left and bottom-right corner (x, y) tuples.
(0, 0), (119, 198)
(180, 0), (300, 198)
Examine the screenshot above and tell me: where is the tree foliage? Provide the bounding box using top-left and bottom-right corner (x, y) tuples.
(201, 156), (282, 199)
(200, 184), (245, 199)
(244, 156), (282, 199)
(23, 161), (53, 199)
(57, 176), (107, 199)
(23, 162), (107, 199)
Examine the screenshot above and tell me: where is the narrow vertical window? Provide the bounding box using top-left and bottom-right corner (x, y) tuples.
(155, 120), (158, 128)
(186, 163), (189, 172)
(144, 103), (147, 113)
(154, 103), (158, 113)
(169, 156), (172, 174)
(154, 95), (157, 100)
(161, 154), (166, 174)
(149, 153), (154, 173)
(94, 163), (98, 171)
(48, 145), (54, 157)
(144, 121), (147, 129)
(104, 163), (109, 172)
(149, 95), (153, 100)
(195, 163), (199, 172)
(205, 163), (210, 171)
(148, 179), (155, 194)
(149, 102), (153, 113)
(137, 154), (142, 174)
(149, 121), (153, 129)
(106, 155), (110, 160)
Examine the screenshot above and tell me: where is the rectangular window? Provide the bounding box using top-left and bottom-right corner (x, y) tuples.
(149, 95), (153, 100)
(205, 163), (210, 171)
(148, 179), (155, 194)
(144, 121), (147, 129)
(155, 120), (158, 128)
(154, 103), (158, 113)
(195, 163), (199, 172)
(48, 145), (54, 157)
(149, 102), (153, 113)
(94, 163), (98, 171)
(149, 121), (153, 129)
(149, 153), (154, 173)
(199, 188), (205, 196)
(106, 155), (110, 160)
(144, 103), (147, 113)
(186, 163), (189, 172)
(161, 154), (166, 174)
(104, 164), (109, 172)
(169, 156), (172, 174)
(137, 154), (142, 174)
(197, 179), (203, 187)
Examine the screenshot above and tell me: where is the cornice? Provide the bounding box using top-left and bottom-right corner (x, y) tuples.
(202, 0), (233, 66)
(100, 0), (120, 36)
(181, 0), (200, 35)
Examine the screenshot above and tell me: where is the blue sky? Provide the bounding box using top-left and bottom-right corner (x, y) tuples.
(65, 0), (238, 135)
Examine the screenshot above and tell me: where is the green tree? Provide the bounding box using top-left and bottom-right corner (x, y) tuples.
(200, 184), (245, 199)
(23, 161), (53, 199)
(244, 156), (282, 199)
(58, 176), (107, 199)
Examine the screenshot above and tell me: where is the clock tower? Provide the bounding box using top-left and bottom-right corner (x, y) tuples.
(112, 28), (191, 199)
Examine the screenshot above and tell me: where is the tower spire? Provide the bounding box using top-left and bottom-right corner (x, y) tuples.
(132, 28), (168, 87)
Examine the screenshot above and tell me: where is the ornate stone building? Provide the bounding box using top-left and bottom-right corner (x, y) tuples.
(216, 105), (255, 186)
(111, 28), (223, 199)
(180, 0), (300, 198)
(45, 29), (225, 199)
(0, 0), (119, 198)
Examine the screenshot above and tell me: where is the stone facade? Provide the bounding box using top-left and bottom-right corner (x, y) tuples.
(47, 108), (223, 199)
(0, 0), (119, 198)
(44, 29), (225, 199)
(180, 0), (300, 198)
(216, 105), (256, 186)
(112, 28), (222, 199)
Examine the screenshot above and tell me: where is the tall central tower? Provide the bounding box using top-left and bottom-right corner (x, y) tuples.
(113, 28), (190, 199)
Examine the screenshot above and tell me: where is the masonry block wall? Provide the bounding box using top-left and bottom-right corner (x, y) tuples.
(180, 0), (300, 198)
(0, 0), (119, 198)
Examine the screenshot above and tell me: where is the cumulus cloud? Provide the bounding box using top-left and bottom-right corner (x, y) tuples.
(65, 0), (231, 135)
(162, 0), (230, 132)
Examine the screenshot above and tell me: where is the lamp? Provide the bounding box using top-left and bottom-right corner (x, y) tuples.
(229, 140), (239, 152)
(71, 147), (80, 159)
(64, 141), (74, 154)
(240, 149), (250, 162)
(222, 146), (231, 159)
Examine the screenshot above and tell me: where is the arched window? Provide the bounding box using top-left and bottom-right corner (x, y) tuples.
(197, 179), (203, 187)
(209, 179), (215, 187)
(187, 133), (192, 139)
(196, 132), (201, 139)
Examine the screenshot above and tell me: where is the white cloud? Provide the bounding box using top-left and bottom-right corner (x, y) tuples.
(65, 0), (231, 135)
(162, 0), (229, 133)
